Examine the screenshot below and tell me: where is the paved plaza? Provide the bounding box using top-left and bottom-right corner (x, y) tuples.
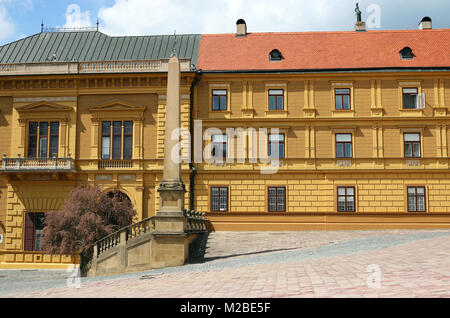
(1, 229), (450, 298)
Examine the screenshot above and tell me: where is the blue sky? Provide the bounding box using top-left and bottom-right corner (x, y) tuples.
(1, 0), (450, 45)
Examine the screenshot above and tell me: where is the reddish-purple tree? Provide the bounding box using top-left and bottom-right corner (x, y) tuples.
(41, 186), (136, 255)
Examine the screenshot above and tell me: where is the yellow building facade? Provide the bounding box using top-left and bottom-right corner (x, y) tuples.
(1, 19), (450, 269)
(193, 73), (450, 230)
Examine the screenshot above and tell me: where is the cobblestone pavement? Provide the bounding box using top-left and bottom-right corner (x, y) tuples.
(2, 229), (450, 298)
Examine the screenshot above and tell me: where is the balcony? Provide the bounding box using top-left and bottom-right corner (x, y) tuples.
(1, 156), (75, 172)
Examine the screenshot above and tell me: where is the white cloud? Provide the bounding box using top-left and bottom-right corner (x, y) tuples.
(97, 0), (356, 36)
(96, 0), (450, 36)
(64, 3), (92, 28)
(0, 5), (15, 41)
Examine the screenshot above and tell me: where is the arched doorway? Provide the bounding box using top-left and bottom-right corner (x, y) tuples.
(107, 190), (132, 204)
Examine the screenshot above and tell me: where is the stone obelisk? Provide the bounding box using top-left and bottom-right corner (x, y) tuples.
(155, 51), (186, 232)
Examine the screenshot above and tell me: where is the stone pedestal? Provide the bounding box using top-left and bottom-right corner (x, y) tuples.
(354, 21), (366, 32)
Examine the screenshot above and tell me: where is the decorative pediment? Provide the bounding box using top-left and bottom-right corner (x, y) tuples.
(89, 100), (147, 113)
(16, 101), (73, 113)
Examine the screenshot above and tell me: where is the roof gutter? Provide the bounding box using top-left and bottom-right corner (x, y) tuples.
(199, 67), (450, 75)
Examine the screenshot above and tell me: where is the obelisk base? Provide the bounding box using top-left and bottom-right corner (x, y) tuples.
(154, 182), (187, 233)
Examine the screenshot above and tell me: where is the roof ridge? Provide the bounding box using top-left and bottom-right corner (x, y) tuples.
(201, 28), (450, 37)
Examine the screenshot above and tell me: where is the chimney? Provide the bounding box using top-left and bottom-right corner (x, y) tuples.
(354, 3), (366, 32)
(236, 19), (247, 36)
(419, 17), (432, 30)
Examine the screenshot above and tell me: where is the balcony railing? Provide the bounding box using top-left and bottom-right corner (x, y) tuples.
(1, 157), (74, 172)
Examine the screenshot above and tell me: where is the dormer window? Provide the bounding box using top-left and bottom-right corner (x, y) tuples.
(269, 49), (283, 61)
(400, 47), (415, 60)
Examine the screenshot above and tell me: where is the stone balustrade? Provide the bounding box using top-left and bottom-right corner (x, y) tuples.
(184, 210), (208, 233)
(1, 157), (74, 172)
(88, 212), (208, 277)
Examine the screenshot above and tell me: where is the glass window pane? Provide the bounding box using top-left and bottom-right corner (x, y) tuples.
(39, 138), (48, 158)
(113, 137), (122, 159)
(344, 143), (352, 157)
(124, 121), (133, 135)
(417, 187), (425, 195)
(409, 95), (418, 108)
(404, 143), (412, 157)
(338, 188), (346, 196)
(123, 136), (132, 159)
(269, 89), (283, 95)
(212, 135), (227, 143)
(408, 196), (416, 211)
(212, 188), (219, 196)
(413, 143), (421, 157)
(338, 197), (346, 211)
(336, 134), (352, 142)
(347, 198), (355, 211)
(336, 96), (343, 109)
(279, 144), (285, 158)
(408, 188), (416, 194)
(29, 122), (38, 135)
(347, 188), (354, 196)
(269, 96), (276, 110)
(417, 197), (425, 211)
(213, 90), (227, 95)
(277, 188), (285, 196)
(212, 96), (219, 110)
(219, 96), (227, 110)
(113, 121), (122, 135)
(404, 133), (420, 142)
(28, 136), (37, 158)
(102, 122), (111, 136)
(102, 137), (110, 160)
(50, 122), (59, 135)
(336, 144), (344, 158)
(343, 95), (350, 109)
(39, 122), (48, 136)
(277, 96), (284, 110)
(49, 137), (58, 158)
(336, 88), (350, 94)
(403, 88), (418, 94)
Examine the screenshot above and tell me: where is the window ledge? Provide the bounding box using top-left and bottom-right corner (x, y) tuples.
(399, 108), (424, 117)
(208, 110), (231, 119)
(265, 110), (288, 118)
(332, 110), (355, 117)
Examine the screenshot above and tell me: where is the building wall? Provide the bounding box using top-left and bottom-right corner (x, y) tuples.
(193, 72), (450, 230)
(0, 73), (195, 268)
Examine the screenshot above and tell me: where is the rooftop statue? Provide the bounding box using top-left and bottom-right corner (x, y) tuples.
(355, 3), (362, 22)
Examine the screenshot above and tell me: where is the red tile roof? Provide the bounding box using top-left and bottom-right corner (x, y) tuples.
(197, 29), (450, 71)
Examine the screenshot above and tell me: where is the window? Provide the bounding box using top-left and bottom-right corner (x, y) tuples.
(268, 89), (284, 110)
(24, 212), (45, 251)
(403, 88), (419, 109)
(211, 134), (227, 160)
(211, 187), (228, 212)
(101, 121), (133, 160)
(336, 134), (352, 158)
(269, 49), (283, 61)
(28, 122), (59, 158)
(268, 134), (285, 159)
(407, 187), (426, 212)
(212, 90), (228, 111)
(337, 187), (355, 212)
(399, 47), (415, 60)
(404, 133), (421, 158)
(335, 88), (351, 110)
(268, 187), (286, 212)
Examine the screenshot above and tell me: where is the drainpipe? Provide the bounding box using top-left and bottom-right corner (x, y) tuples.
(189, 69), (202, 211)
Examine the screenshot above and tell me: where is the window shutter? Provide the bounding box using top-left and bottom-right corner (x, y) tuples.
(24, 213), (35, 251)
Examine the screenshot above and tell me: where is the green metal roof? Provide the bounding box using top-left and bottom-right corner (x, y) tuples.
(0, 31), (201, 66)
